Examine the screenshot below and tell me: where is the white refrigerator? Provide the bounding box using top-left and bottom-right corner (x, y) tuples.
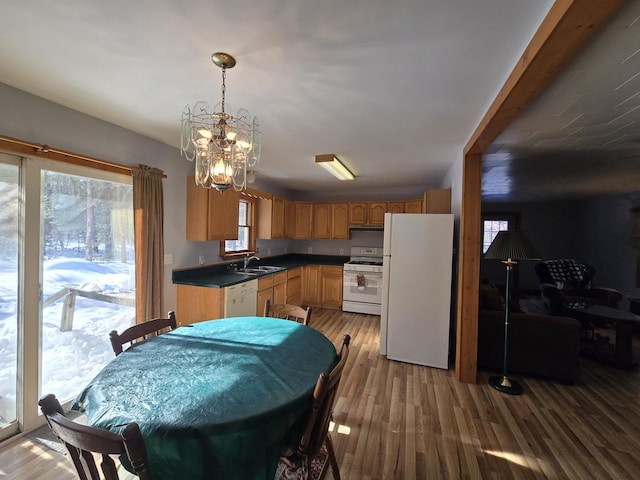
(380, 213), (454, 369)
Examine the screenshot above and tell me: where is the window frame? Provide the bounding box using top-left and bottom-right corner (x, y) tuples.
(481, 212), (520, 254)
(220, 196), (257, 258)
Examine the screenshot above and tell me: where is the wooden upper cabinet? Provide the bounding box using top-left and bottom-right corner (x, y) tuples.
(368, 202), (387, 225)
(312, 203), (331, 239)
(283, 198), (296, 238)
(271, 196), (285, 238)
(295, 202), (313, 238)
(331, 203), (349, 240)
(349, 202), (367, 225)
(257, 197), (273, 239)
(404, 198), (423, 213)
(388, 201), (404, 214)
(186, 177), (239, 241)
(423, 188), (451, 213)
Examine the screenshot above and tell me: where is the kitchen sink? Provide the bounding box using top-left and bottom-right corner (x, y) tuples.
(234, 265), (285, 275)
(235, 268), (263, 274)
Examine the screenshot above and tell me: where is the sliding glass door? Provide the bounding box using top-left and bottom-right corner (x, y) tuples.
(0, 154), (136, 438)
(39, 169), (136, 403)
(0, 154), (19, 438)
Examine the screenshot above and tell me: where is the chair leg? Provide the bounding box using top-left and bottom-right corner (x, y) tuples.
(324, 434), (340, 480)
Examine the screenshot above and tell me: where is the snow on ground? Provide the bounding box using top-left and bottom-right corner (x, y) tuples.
(0, 258), (135, 424)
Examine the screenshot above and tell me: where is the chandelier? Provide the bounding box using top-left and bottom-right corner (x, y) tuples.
(180, 52), (261, 192)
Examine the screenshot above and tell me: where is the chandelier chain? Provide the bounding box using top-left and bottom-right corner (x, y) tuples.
(220, 67), (226, 114)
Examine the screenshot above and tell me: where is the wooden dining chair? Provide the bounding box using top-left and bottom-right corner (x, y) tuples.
(275, 334), (351, 480)
(109, 311), (177, 356)
(38, 393), (151, 480)
(264, 299), (312, 326)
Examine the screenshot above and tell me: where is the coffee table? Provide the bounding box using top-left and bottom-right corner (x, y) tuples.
(564, 304), (640, 369)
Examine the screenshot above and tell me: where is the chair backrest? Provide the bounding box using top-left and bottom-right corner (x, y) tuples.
(535, 259), (595, 288)
(296, 334), (351, 458)
(264, 299), (312, 326)
(109, 311), (176, 356)
(38, 394), (150, 480)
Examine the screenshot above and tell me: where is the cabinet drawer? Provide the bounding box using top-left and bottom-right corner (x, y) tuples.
(322, 266), (343, 276)
(273, 271), (287, 285)
(287, 268), (301, 280)
(258, 276), (274, 289)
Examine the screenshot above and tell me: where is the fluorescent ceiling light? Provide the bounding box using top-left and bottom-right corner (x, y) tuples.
(315, 154), (355, 181)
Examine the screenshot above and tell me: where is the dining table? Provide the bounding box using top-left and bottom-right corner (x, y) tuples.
(70, 316), (338, 480)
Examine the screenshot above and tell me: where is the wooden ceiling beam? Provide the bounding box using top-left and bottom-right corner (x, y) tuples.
(456, 0), (628, 383)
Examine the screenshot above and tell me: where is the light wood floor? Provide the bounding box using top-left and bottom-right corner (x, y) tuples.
(2, 309), (640, 479)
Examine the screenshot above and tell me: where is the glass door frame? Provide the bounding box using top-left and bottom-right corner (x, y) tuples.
(5, 154), (133, 435)
(0, 153), (21, 441)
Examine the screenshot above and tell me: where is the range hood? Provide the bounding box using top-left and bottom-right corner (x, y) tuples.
(348, 224), (384, 232)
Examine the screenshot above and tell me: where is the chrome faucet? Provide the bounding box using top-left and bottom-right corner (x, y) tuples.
(244, 254), (260, 269)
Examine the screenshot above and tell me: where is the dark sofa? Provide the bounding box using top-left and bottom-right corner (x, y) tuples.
(477, 309), (582, 384)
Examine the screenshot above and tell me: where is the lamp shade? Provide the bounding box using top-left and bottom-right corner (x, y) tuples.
(484, 230), (540, 261)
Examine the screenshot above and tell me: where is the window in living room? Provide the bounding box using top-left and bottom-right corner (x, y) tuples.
(481, 213), (519, 253)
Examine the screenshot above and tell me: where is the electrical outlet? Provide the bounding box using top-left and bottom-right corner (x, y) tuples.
(339, 249), (344, 255)
(198, 255), (205, 265)
(307, 247), (313, 254)
(163, 254), (173, 265)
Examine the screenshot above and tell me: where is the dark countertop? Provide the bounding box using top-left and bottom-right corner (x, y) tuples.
(172, 253), (349, 288)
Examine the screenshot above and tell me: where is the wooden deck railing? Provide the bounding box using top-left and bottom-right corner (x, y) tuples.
(43, 286), (134, 331)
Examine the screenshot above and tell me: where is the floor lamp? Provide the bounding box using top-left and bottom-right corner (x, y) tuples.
(484, 230), (539, 395)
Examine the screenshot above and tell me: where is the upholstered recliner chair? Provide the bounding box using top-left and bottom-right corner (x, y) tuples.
(534, 259), (623, 315)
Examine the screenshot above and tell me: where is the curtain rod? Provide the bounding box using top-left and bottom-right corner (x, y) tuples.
(0, 134), (166, 178)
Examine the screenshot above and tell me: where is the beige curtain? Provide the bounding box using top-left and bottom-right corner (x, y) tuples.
(132, 164), (165, 323)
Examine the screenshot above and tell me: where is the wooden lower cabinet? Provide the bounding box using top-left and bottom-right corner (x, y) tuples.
(256, 276), (273, 315)
(176, 285), (224, 326)
(302, 265), (343, 310)
(321, 266), (343, 309)
(176, 265), (342, 326)
(303, 265), (323, 307)
(286, 268), (302, 306)
(257, 271), (287, 312)
(273, 272), (287, 304)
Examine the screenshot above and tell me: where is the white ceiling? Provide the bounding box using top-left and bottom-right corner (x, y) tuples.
(4, 0), (625, 202)
(484, 0), (640, 202)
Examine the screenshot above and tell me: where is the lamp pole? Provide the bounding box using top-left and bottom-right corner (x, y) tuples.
(488, 258), (523, 395)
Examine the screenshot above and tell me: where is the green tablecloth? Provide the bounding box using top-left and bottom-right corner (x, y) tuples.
(70, 316), (337, 480)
